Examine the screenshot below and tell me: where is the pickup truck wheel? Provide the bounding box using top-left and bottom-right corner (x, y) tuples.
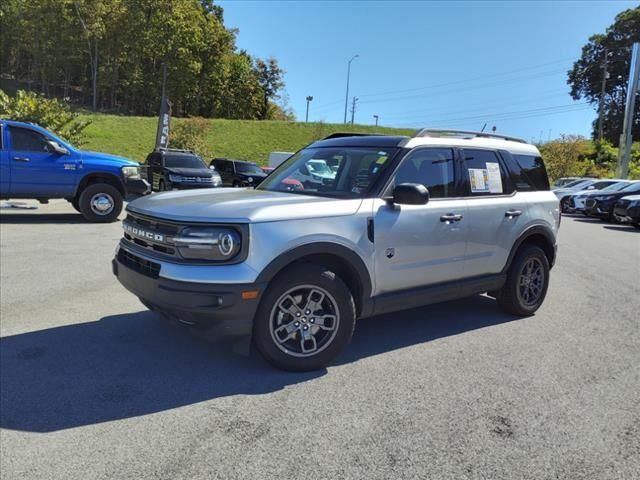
(253, 264), (356, 371)
(78, 183), (123, 223)
(496, 245), (549, 316)
(232, 181), (241, 188)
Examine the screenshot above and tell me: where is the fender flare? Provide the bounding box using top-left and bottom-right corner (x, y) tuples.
(502, 224), (557, 272)
(255, 242), (373, 316)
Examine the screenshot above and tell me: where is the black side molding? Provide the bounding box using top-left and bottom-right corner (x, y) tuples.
(370, 274), (506, 317)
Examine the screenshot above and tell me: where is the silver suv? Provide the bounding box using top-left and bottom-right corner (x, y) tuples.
(113, 129), (560, 371)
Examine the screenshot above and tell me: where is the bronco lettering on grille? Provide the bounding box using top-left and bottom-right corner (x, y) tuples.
(123, 223), (165, 242)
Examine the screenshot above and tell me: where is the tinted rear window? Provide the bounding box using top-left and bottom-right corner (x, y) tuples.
(512, 154), (550, 191)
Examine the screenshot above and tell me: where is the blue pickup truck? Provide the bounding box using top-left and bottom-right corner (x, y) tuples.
(0, 119), (149, 222)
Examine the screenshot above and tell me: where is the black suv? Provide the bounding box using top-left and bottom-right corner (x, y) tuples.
(585, 181), (640, 220)
(209, 158), (267, 187)
(145, 149), (222, 191)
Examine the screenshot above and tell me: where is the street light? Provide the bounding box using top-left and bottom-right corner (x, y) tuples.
(305, 96), (313, 122)
(373, 115), (379, 127)
(343, 54), (359, 124)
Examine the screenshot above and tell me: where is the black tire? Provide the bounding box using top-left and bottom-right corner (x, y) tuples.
(496, 245), (550, 316)
(253, 264), (356, 371)
(633, 222), (640, 230)
(78, 183), (123, 223)
(70, 198), (81, 213)
(232, 180), (241, 188)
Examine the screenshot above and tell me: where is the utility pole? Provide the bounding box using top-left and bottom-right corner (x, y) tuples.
(617, 42), (640, 178)
(598, 48), (610, 141)
(343, 54), (359, 124)
(305, 96), (313, 122)
(350, 96), (359, 125)
(373, 115), (379, 127)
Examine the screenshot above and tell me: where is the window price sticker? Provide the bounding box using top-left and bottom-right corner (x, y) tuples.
(469, 168), (489, 192)
(486, 162), (503, 193)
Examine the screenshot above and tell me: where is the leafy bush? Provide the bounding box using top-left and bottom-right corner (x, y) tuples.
(169, 117), (212, 158)
(0, 89), (91, 146)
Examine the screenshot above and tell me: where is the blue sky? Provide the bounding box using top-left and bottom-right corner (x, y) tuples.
(219, 0), (637, 141)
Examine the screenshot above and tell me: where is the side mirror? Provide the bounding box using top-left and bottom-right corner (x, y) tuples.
(47, 140), (69, 155)
(388, 183), (430, 205)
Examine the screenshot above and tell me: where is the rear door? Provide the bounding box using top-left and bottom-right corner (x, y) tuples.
(459, 148), (528, 277)
(373, 147), (468, 294)
(0, 124), (9, 196)
(8, 125), (78, 197)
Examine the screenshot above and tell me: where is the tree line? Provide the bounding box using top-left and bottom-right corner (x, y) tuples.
(0, 0), (291, 120)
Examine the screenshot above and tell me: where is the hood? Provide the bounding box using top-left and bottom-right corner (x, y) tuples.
(127, 188), (363, 223)
(237, 171), (267, 179)
(165, 167), (213, 177)
(81, 151), (138, 166)
(621, 194), (640, 202)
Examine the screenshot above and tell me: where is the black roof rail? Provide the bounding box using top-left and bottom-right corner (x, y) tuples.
(322, 132), (388, 140)
(413, 128), (528, 144)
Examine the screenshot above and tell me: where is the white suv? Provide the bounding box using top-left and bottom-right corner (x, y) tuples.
(113, 129), (560, 371)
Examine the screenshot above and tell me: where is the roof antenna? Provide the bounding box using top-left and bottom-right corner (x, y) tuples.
(480, 122), (487, 133)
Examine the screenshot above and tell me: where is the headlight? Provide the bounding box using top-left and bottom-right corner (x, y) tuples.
(168, 174), (183, 183)
(173, 227), (241, 261)
(122, 166), (141, 179)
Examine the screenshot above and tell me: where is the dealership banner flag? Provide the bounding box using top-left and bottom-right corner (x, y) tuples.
(155, 95), (171, 150)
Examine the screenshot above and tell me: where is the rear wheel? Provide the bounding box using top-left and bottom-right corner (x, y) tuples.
(253, 264), (356, 371)
(70, 198), (81, 213)
(78, 183), (123, 223)
(232, 180), (242, 188)
(496, 245), (550, 316)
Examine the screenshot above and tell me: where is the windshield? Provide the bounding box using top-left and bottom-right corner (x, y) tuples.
(621, 182), (640, 193)
(236, 162), (264, 175)
(258, 146), (399, 197)
(164, 154), (206, 169)
(601, 182), (630, 192)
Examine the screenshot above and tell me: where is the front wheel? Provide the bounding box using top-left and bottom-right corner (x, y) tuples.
(496, 245), (550, 316)
(253, 264), (356, 371)
(78, 183), (123, 223)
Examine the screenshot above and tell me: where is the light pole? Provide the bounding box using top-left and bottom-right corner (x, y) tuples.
(373, 115), (379, 127)
(343, 54), (359, 124)
(305, 96), (313, 122)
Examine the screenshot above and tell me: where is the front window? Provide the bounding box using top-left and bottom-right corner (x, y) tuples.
(164, 154), (206, 169)
(235, 162), (264, 175)
(258, 147), (398, 197)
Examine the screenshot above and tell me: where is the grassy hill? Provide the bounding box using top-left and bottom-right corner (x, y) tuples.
(79, 113), (415, 164)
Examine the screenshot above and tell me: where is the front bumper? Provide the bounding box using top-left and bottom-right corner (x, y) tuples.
(113, 248), (265, 338)
(125, 177), (151, 196)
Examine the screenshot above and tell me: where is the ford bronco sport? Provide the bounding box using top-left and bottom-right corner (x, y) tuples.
(113, 129), (560, 371)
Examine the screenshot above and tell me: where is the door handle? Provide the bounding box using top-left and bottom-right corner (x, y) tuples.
(12, 156), (30, 162)
(440, 213), (463, 223)
(505, 209), (522, 218)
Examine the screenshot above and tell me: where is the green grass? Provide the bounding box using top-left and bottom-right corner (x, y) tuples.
(78, 113), (416, 164)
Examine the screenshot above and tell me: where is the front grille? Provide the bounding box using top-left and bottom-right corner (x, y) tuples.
(180, 176), (213, 183)
(617, 199), (630, 209)
(117, 249), (160, 278)
(123, 213), (179, 258)
(585, 199), (597, 208)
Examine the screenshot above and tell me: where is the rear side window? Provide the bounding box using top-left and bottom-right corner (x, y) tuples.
(392, 148), (455, 198)
(9, 127), (50, 152)
(511, 154), (550, 191)
(462, 149), (513, 196)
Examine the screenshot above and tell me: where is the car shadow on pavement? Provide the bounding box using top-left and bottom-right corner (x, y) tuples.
(0, 213), (86, 224)
(0, 296), (520, 432)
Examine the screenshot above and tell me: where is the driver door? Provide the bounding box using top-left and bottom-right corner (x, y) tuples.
(8, 126), (78, 197)
(373, 147), (468, 295)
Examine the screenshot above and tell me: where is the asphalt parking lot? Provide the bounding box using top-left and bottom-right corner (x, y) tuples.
(1, 200), (639, 480)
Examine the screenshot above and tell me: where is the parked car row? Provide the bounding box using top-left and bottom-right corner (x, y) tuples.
(553, 177), (640, 228)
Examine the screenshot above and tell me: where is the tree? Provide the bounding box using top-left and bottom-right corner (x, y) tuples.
(567, 6), (640, 145)
(538, 135), (592, 181)
(255, 57), (285, 120)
